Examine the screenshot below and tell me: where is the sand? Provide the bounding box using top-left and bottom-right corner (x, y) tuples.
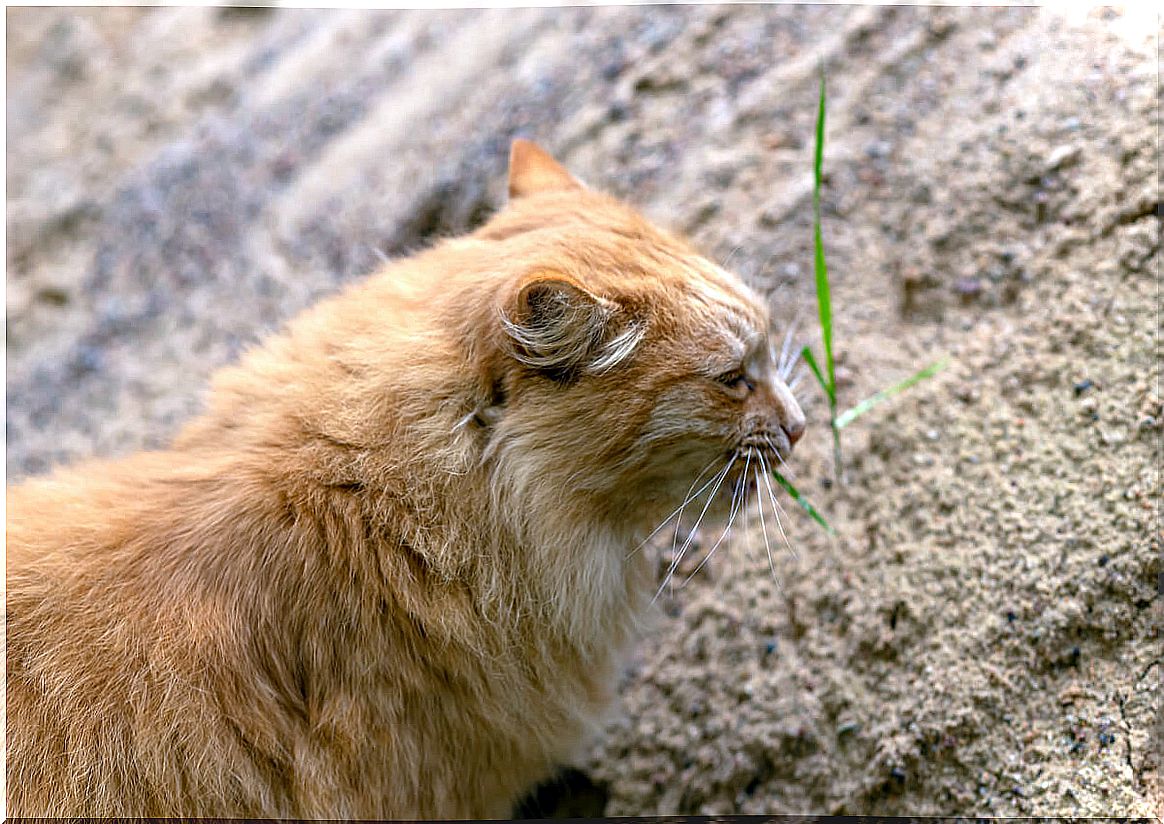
(6, 5), (1159, 816)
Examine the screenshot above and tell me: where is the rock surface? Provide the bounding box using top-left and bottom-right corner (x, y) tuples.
(6, 5), (1160, 816)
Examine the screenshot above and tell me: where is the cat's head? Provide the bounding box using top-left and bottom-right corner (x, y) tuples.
(470, 140), (805, 537)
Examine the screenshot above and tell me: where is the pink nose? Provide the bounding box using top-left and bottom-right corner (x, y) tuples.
(782, 417), (805, 447)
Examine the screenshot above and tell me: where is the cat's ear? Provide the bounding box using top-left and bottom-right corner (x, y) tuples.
(508, 139), (583, 200)
(501, 274), (633, 380)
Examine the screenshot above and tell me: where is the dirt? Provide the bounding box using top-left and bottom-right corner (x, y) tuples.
(6, 5), (1160, 816)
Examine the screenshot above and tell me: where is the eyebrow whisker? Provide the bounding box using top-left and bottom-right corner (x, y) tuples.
(777, 322), (799, 380)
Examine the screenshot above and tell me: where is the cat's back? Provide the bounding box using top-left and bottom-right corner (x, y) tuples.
(5, 451), (305, 816)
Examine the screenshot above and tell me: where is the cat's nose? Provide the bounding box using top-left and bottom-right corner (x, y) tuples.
(782, 416), (805, 447)
(771, 380), (806, 449)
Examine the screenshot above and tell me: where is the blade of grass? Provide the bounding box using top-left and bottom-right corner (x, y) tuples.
(800, 345), (833, 405)
(771, 469), (835, 535)
(835, 357), (950, 430)
(812, 70), (835, 401)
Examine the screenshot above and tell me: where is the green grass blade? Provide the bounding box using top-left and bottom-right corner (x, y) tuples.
(812, 70), (836, 399)
(771, 469), (835, 535)
(800, 345), (834, 405)
(835, 357), (950, 430)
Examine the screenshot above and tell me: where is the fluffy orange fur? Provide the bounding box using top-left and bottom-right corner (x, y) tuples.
(5, 140), (805, 817)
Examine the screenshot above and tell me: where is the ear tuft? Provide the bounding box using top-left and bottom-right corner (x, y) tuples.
(508, 139), (583, 200)
(501, 275), (639, 381)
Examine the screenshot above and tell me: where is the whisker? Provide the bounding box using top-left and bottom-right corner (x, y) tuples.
(721, 456), (747, 566)
(762, 434), (796, 479)
(787, 365), (807, 393)
(626, 456), (722, 560)
(777, 322), (799, 380)
(656, 458), (732, 599)
(653, 453), (738, 604)
(753, 464), (780, 589)
(681, 451), (751, 587)
(757, 452), (798, 561)
(668, 458), (731, 567)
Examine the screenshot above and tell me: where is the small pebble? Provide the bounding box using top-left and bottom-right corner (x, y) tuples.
(1073, 378), (1094, 396)
(954, 277), (983, 298)
(1046, 144), (1082, 171)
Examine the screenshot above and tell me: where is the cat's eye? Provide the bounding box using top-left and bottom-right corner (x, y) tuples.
(715, 369), (754, 392)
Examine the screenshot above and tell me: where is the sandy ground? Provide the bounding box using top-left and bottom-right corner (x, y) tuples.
(6, 5), (1160, 816)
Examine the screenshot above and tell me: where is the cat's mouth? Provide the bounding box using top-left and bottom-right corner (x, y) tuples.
(737, 430), (793, 465)
(721, 432), (795, 496)
(645, 434), (799, 600)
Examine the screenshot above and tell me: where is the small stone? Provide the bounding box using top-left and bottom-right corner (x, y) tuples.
(1073, 378), (1094, 396)
(1046, 144), (1082, 171)
(1099, 429), (1124, 446)
(954, 277), (983, 299)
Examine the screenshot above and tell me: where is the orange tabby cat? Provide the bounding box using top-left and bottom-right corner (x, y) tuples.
(5, 140), (805, 817)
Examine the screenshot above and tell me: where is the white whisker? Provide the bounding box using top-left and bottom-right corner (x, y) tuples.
(660, 458), (733, 598)
(653, 453), (738, 604)
(753, 464), (780, 589)
(722, 245), (743, 271)
(681, 451), (751, 587)
(626, 456), (722, 560)
(669, 458), (731, 565)
(787, 365), (807, 393)
(762, 434), (796, 479)
(777, 322), (799, 380)
(757, 452), (797, 561)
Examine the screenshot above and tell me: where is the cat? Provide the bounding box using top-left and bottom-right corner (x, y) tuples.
(5, 139), (806, 817)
